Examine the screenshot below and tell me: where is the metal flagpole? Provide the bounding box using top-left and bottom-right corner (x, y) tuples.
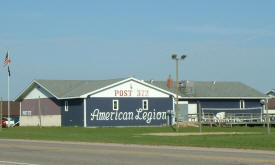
(0, 97), (2, 131)
(7, 50), (10, 127)
(8, 71), (10, 127)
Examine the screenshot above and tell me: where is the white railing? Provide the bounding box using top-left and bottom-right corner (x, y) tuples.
(183, 113), (275, 124)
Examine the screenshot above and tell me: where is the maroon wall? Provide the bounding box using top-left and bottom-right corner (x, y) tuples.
(21, 98), (61, 116)
(268, 98), (275, 109)
(1, 101), (20, 117)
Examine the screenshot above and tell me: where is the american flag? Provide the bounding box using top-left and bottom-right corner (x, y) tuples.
(8, 66), (11, 77)
(3, 51), (11, 67)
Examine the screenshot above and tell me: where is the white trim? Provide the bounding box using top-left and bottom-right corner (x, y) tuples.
(15, 80), (60, 101)
(59, 96), (82, 100)
(61, 96), (269, 100)
(34, 80), (60, 99)
(142, 99), (149, 110)
(178, 101), (188, 104)
(202, 107), (262, 111)
(240, 100), (245, 109)
(181, 97), (268, 99)
(84, 98), (87, 127)
(265, 89), (275, 95)
(65, 101), (69, 112)
(113, 100), (119, 110)
(81, 77), (176, 98)
(14, 80), (36, 101)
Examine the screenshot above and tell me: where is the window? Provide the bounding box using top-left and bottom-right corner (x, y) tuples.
(240, 100), (245, 109)
(142, 100), (148, 110)
(113, 100), (119, 110)
(65, 101), (69, 112)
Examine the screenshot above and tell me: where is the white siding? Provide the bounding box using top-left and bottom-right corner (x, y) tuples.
(188, 104), (197, 114)
(20, 115), (61, 126)
(91, 80), (170, 98)
(25, 86), (54, 99)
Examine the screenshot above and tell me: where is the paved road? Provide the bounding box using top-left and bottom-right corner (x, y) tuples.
(0, 139), (274, 165)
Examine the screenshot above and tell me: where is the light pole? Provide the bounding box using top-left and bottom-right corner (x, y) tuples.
(265, 99), (270, 135)
(171, 54), (186, 132)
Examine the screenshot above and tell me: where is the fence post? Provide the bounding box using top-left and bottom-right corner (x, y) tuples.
(197, 101), (202, 133)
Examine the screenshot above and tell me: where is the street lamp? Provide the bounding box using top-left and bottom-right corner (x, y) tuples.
(171, 54), (187, 132)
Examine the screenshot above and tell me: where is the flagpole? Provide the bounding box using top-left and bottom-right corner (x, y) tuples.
(7, 50), (10, 127)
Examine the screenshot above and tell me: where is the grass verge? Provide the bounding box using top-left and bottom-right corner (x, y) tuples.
(0, 126), (274, 150)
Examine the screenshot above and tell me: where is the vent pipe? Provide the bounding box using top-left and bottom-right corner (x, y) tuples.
(167, 75), (173, 88)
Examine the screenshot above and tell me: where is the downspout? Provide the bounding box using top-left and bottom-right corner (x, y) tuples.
(84, 98), (87, 127)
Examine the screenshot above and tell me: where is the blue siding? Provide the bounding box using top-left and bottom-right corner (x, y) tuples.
(245, 99), (262, 108)
(200, 100), (240, 109)
(61, 99), (84, 126)
(86, 97), (173, 126)
(184, 99), (262, 114)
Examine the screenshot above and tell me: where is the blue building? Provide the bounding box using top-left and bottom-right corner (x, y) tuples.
(15, 77), (267, 126)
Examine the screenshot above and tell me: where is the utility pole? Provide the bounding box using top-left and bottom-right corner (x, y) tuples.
(265, 99), (270, 135)
(175, 58), (179, 132)
(198, 101), (202, 133)
(171, 54), (187, 132)
(38, 96), (42, 128)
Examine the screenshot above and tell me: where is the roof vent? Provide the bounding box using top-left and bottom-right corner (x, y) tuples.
(209, 80), (216, 88)
(180, 80), (194, 96)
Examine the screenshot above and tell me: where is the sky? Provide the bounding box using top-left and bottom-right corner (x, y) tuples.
(0, 0), (275, 100)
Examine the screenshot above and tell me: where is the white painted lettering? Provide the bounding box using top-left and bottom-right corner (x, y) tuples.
(142, 111), (147, 120)
(161, 112), (167, 120)
(128, 112), (134, 120)
(105, 112), (110, 120)
(91, 109), (99, 120)
(110, 112), (115, 120)
(146, 112), (152, 124)
(157, 112), (162, 120)
(90, 108), (166, 124)
(135, 108), (143, 120)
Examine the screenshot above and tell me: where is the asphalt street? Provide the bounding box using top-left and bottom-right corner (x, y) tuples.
(0, 139), (274, 165)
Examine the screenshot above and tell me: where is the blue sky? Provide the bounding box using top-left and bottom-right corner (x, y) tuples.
(0, 0), (275, 100)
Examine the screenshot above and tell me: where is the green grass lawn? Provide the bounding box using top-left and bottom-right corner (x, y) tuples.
(0, 126), (274, 150)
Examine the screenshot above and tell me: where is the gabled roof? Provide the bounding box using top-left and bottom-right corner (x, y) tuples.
(80, 77), (176, 98)
(36, 78), (126, 99)
(148, 81), (267, 99)
(15, 78), (126, 101)
(15, 77), (176, 101)
(266, 89), (275, 97)
(15, 78), (267, 101)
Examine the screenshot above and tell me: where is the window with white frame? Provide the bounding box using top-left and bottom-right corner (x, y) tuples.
(65, 101), (69, 112)
(240, 100), (245, 109)
(113, 100), (119, 110)
(142, 100), (148, 110)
